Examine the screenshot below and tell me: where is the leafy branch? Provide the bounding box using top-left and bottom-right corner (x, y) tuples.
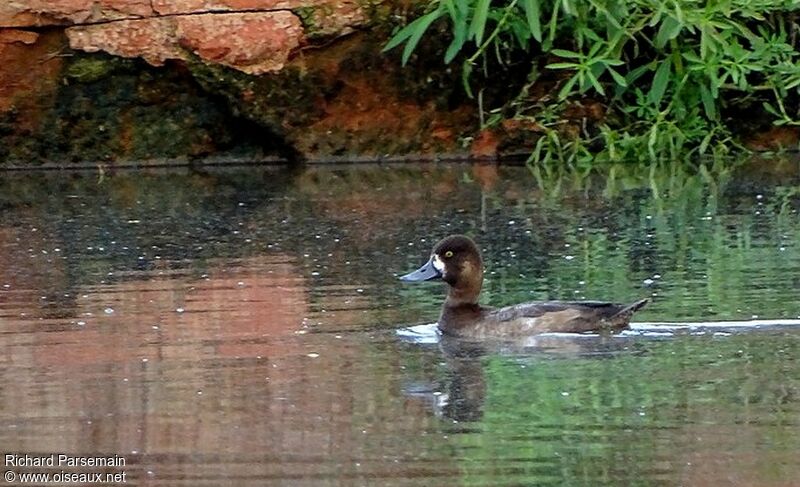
(384, 0), (800, 163)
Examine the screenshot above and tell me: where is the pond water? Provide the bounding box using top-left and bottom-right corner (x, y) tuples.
(1, 161), (799, 486)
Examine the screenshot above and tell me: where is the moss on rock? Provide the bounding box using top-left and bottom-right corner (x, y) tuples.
(63, 56), (127, 84)
(2, 52), (284, 165)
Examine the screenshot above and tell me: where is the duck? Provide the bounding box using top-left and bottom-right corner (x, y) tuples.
(400, 235), (649, 339)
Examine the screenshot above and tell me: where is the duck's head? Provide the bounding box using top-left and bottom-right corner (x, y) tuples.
(400, 235), (484, 305)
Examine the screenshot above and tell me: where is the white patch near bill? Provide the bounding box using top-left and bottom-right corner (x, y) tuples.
(432, 254), (445, 273)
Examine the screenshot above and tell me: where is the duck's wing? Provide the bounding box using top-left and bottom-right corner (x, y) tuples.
(489, 299), (649, 334)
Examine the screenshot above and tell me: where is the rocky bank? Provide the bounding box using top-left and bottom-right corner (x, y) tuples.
(0, 0), (485, 165)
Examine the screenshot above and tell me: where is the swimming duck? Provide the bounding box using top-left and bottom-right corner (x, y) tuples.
(400, 235), (649, 339)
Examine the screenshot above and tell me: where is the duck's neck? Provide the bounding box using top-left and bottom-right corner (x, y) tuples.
(444, 274), (482, 308)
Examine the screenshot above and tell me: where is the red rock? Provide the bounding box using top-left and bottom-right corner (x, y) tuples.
(0, 30), (64, 126)
(151, 0), (366, 36)
(152, 0), (303, 15)
(0, 29), (39, 45)
(0, 29), (43, 112)
(470, 129), (500, 159)
(306, 0), (365, 37)
(176, 13), (304, 74)
(3, 0), (366, 75)
(744, 126), (800, 151)
(0, 0), (152, 28)
(67, 12), (305, 74)
(67, 18), (180, 67)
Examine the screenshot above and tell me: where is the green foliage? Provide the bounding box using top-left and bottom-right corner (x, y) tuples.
(384, 0), (800, 163)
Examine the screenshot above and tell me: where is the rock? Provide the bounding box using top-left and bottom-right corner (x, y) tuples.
(152, 0), (304, 15)
(176, 13), (304, 74)
(0, 0), (153, 28)
(152, 0), (369, 37)
(299, 0), (366, 37)
(0, 28), (38, 46)
(67, 12), (305, 74)
(0, 30), (66, 163)
(67, 18), (179, 68)
(0, 1), (483, 164)
(0, 30), (63, 113)
(470, 129), (501, 159)
(0, 29), (42, 112)
(744, 126), (800, 151)
(3, 0), (366, 74)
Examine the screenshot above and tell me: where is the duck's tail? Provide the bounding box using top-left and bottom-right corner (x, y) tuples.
(608, 298), (650, 329)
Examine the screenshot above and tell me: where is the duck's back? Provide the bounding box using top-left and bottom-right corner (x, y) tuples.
(440, 299), (648, 339)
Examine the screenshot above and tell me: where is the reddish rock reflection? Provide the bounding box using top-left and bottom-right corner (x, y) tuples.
(0, 251), (449, 486)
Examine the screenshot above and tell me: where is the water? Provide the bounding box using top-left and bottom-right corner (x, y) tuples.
(0, 162), (798, 486)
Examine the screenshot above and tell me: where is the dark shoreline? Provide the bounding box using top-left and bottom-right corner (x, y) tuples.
(0, 152), (535, 172)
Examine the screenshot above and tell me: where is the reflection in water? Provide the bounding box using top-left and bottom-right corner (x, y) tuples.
(402, 321), (800, 426)
(0, 162), (799, 486)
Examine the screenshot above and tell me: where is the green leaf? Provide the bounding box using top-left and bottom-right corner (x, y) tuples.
(700, 26), (715, 59)
(603, 10), (625, 34)
(699, 130), (713, 154)
(607, 66), (627, 87)
(551, 49), (582, 59)
(382, 20), (419, 52)
(444, 5), (468, 63)
(785, 76), (800, 91)
(442, 0), (456, 19)
(469, 0), (492, 44)
(444, 34), (466, 64)
(400, 9), (444, 65)
(682, 50), (702, 64)
(648, 7), (662, 28)
(558, 74), (580, 99)
(561, 0), (574, 16)
(699, 83), (716, 119)
(586, 68), (606, 95)
(648, 59), (672, 106)
(762, 101), (780, 118)
(546, 62), (581, 69)
(462, 61), (474, 98)
(521, 0), (542, 43)
(545, 3), (560, 49)
(587, 40), (603, 57)
(709, 69), (720, 97)
(655, 15), (682, 48)
(509, 16), (532, 48)
(729, 20), (757, 42)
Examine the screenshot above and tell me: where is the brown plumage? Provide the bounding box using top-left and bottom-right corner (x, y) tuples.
(400, 235), (649, 339)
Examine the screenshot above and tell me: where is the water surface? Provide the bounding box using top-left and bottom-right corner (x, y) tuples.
(0, 162), (799, 486)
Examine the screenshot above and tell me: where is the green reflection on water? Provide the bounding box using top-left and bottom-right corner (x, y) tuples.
(436, 333), (800, 486)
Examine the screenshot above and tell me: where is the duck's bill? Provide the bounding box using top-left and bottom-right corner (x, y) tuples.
(400, 257), (442, 282)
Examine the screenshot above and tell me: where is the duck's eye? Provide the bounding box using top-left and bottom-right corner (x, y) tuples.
(444, 250), (454, 258)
